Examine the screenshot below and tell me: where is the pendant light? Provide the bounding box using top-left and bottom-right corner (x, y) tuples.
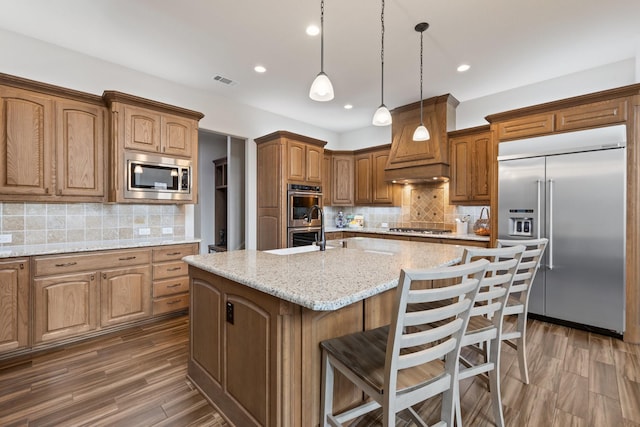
(412, 22), (431, 141)
(309, 0), (334, 101)
(372, 0), (391, 126)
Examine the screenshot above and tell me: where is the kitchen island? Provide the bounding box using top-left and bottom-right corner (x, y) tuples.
(183, 238), (464, 426)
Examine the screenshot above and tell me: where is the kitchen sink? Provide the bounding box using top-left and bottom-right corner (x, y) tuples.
(263, 245), (334, 255)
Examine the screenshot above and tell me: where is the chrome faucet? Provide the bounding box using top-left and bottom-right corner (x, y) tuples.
(307, 204), (326, 251)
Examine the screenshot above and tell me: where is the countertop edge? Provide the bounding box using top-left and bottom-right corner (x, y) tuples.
(0, 237), (201, 258)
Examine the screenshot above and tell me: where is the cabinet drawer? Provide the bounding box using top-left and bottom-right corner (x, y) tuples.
(152, 243), (198, 262)
(34, 249), (151, 276)
(153, 277), (190, 298)
(153, 294), (189, 315)
(153, 260), (188, 279)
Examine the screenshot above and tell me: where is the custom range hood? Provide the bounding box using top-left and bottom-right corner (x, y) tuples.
(384, 94), (458, 183)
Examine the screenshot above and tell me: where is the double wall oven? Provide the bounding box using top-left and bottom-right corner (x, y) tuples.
(287, 184), (322, 247)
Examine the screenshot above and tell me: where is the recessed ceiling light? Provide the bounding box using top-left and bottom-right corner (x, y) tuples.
(344, 104), (353, 109)
(254, 65), (267, 73)
(306, 25), (320, 36)
(457, 64), (470, 72)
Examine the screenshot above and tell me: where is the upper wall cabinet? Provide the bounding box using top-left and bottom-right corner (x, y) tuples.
(103, 91), (204, 204)
(385, 94), (458, 182)
(0, 74), (107, 202)
(448, 126), (491, 205)
(354, 145), (400, 206)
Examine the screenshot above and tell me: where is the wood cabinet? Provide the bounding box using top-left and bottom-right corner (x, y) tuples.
(152, 243), (197, 315)
(103, 91), (203, 204)
(189, 268), (363, 427)
(322, 150), (332, 206)
(331, 153), (354, 206)
(491, 98), (628, 141)
(386, 94), (458, 182)
(33, 248), (152, 344)
(255, 131), (327, 250)
(0, 259), (29, 353)
(100, 265), (151, 328)
(286, 139), (323, 183)
(354, 145), (400, 206)
(56, 99), (106, 198)
(449, 125), (491, 205)
(34, 271), (99, 344)
(0, 74), (107, 202)
(0, 85), (54, 197)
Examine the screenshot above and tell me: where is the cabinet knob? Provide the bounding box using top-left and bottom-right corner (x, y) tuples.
(19, 263), (24, 270)
(55, 261), (77, 267)
(118, 256), (137, 261)
(91, 274), (95, 281)
(102, 273), (107, 279)
(167, 267), (182, 272)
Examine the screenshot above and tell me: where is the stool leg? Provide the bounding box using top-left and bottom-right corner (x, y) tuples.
(516, 313), (530, 384)
(320, 351), (334, 427)
(489, 337), (505, 427)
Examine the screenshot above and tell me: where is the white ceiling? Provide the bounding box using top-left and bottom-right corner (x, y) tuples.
(0, 0), (639, 133)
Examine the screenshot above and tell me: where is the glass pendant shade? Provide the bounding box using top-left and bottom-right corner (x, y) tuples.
(309, 0), (334, 102)
(412, 124), (430, 141)
(372, 105), (392, 126)
(309, 72), (334, 101)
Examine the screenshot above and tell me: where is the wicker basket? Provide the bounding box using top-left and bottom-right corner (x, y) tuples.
(473, 207), (490, 236)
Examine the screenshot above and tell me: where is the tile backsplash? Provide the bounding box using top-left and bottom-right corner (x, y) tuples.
(325, 182), (488, 231)
(0, 202), (186, 246)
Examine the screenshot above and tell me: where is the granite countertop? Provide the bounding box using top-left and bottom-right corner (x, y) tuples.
(324, 226), (490, 242)
(0, 237), (201, 259)
(183, 237), (464, 312)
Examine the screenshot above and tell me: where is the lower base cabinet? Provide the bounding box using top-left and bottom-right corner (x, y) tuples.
(189, 267), (363, 427)
(0, 259), (29, 352)
(100, 265), (152, 328)
(21, 243), (195, 352)
(34, 271), (99, 344)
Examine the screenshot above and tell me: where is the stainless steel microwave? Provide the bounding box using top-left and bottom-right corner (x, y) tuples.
(125, 152), (192, 201)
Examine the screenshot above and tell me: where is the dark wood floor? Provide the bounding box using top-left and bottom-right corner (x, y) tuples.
(0, 315), (638, 426)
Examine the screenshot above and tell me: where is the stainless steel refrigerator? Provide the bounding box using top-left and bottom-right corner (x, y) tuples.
(498, 124), (626, 334)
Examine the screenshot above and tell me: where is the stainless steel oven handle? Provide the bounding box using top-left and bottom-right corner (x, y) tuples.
(548, 179), (554, 270)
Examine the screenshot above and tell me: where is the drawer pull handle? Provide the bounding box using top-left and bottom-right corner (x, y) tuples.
(55, 262), (77, 267)
(167, 267), (182, 271)
(167, 283), (181, 288)
(167, 300), (182, 305)
(167, 252), (182, 256)
(119, 256), (137, 261)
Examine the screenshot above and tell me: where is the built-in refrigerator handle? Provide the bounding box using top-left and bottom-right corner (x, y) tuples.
(536, 179), (542, 239)
(548, 179), (554, 270)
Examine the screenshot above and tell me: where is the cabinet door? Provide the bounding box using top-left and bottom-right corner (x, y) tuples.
(0, 259), (29, 353)
(34, 271), (98, 343)
(305, 144), (323, 183)
(100, 265), (152, 327)
(371, 150), (396, 205)
(56, 99), (105, 198)
(286, 140), (306, 182)
(0, 86), (54, 196)
(354, 153), (372, 205)
(449, 137), (471, 203)
(322, 152), (332, 206)
(331, 155), (354, 206)
(471, 134), (491, 202)
(161, 114), (194, 157)
(123, 104), (161, 153)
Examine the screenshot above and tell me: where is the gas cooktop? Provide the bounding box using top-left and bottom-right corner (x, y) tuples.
(388, 227), (452, 235)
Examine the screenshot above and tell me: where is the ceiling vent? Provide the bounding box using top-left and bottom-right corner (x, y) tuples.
(212, 74), (238, 87)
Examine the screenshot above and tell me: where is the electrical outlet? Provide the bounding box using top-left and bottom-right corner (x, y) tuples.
(162, 227), (173, 235)
(138, 228), (151, 236)
(0, 234), (12, 243)
(226, 302), (234, 324)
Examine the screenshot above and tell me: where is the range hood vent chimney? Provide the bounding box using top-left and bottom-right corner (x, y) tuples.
(384, 94), (458, 183)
